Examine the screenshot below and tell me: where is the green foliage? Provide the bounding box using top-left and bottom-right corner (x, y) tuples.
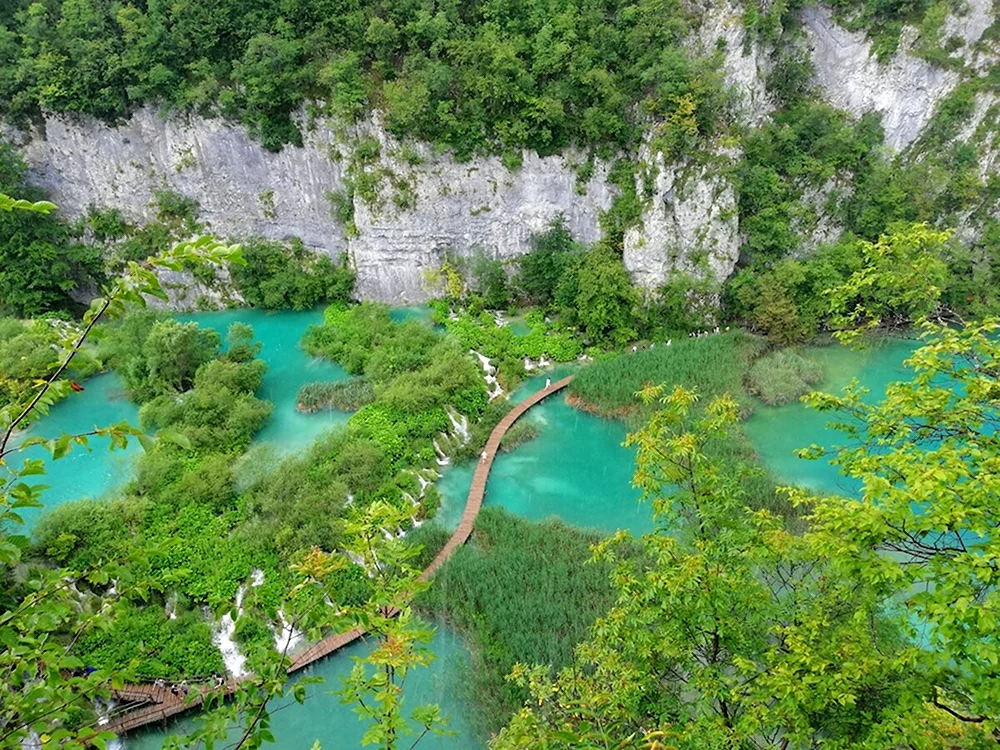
(296, 378), (375, 412)
(75, 604), (225, 679)
(797, 318), (1000, 742)
(496, 386), (945, 749)
(471, 254), (511, 310)
(516, 215), (579, 306)
(572, 247), (639, 346)
(647, 272), (720, 335)
(746, 347), (824, 405)
(725, 235), (867, 343)
(570, 331), (765, 415)
(418, 507), (618, 735)
(232, 238), (355, 310)
(103, 315), (222, 402)
(499, 419), (539, 452)
(0, 0), (727, 156)
(736, 103), (884, 264)
(0, 142), (103, 316)
(445, 309), (582, 363)
(827, 223), (952, 342)
(0, 220), (242, 748)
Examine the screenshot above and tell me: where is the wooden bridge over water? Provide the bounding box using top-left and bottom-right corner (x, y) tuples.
(104, 376), (573, 736)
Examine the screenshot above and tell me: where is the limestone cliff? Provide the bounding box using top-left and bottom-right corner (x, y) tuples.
(7, 0), (998, 307)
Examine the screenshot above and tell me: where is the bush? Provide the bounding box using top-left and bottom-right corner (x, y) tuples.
(232, 238), (355, 310)
(499, 420), (540, 452)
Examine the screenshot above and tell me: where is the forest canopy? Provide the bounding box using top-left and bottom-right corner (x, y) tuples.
(1, 0), (732, 153)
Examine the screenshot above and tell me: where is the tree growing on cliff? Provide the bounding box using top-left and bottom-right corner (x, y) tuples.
(0, 143), (103, 316)
(571, 247), (638, 347)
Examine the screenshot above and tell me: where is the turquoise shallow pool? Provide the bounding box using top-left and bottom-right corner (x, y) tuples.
(437, 368), (651, 536)
(744, 338), (918, 496)
(179, 308), (352, 456)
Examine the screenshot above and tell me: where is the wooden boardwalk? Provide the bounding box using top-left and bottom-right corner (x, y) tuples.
(106, 375), (573, 736)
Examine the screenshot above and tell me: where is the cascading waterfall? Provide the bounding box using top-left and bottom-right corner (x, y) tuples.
(212, 568), (265, 678)
(273, 608), (306, 655)
(472, 350), (503, 401)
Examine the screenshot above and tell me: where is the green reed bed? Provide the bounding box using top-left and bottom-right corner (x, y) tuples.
(746, 348), (824, 406)
(569, 331), (766, 416)
(296, 378), (375, 412)
(417, 507), (623, 738)
(498, 420), (540, 452)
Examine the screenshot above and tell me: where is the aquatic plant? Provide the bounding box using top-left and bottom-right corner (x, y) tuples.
(297, 378), (375, 412)
(417, 507), (621, 736)
(746, 348), (824, 405)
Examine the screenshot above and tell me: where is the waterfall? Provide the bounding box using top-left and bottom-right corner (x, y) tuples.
(273, 608), (306, 655)
(472, 350), (504, 401)
(211, 568), (264, 678)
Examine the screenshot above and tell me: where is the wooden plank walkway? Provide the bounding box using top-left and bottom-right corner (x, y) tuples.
(106, 375), (574, 736)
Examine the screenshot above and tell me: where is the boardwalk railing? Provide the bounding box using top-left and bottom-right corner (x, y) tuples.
(106, 376), (574, 736)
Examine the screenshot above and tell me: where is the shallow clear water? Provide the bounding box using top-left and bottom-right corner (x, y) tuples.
(744, 339), (918, 496)
(123, 624), (480, 749)
(12, 372), (142, 528)
(23, 313), (921, 748)
(389, 304), (435, 326)
(437, 368), (652, 536)
(179, 308), (353, 456)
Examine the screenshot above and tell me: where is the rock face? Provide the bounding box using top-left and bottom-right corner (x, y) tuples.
(9, 1), (992, 306)
(800, 3), (993, 151)
(13, 109), (619, 304)
(623, 152), (740, 291)
(348, 120), (615, 302)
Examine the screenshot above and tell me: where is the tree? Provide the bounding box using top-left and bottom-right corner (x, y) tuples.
(573, 248), (638, 347)
(799, 317), (1000, 737)
(495, 382), (990, 748)
(472, 254), (511, 310)
(516, 215), (576, 306)
(827, 223), (951, 343)
(0, 143), (102, 316)
(0, 192), (243, 748)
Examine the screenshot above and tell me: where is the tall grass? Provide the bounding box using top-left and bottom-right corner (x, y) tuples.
(417, 507), (622, 737)
(569, 332), (767, 415)
(568, 331), (801, 523)
(296, 378), (375, 412)
(499, 420), (540, 452)
(746, 349), (824, 406)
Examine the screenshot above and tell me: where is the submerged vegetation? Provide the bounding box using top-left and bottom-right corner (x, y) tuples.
(297, 378), (376, 412)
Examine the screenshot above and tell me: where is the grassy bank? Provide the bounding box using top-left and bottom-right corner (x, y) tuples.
(568, 332), (800, 522)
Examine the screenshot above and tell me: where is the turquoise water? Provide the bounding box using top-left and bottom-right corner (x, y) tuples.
(744, 338), (918, 496)
(179, 308), (352, 455)
(437, 368), (652, 536)
(12, 372), (142, 528)
(22, 310), (921, 748)
(124, 624), (479, 749)
(390, 304), (435, 326)
(14, 309), (352, 532)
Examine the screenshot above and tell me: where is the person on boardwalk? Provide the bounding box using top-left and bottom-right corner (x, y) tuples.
(545, 377), (551, 388)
